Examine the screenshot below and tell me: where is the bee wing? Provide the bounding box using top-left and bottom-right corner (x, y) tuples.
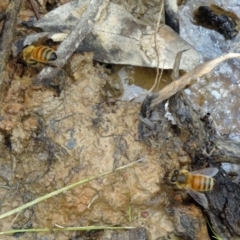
(191, 167), (219, 177)
(185, 188), (208, 209)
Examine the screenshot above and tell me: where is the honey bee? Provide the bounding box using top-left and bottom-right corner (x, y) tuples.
(169, 167), (219, 209)
(22, 45), (57, 65)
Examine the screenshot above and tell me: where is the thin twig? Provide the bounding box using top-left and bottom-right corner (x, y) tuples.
(29, 0), (41, 20)
(150, 53), (240, 109)
(0, 1), (21, 101)
(130, 1), (164, 101)
(151, 0), (164, 92)
(170, 49), (189, 81)
(87, 194), (99, 209)
(148, 59), (165, 93)
(5, 211), (22, 231)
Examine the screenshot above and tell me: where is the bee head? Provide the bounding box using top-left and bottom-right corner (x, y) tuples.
(169, 170), (179, 183)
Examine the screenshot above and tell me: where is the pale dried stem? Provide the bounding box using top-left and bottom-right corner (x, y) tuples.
(150, 0), (164, 92)
(150, 53), (240, 109)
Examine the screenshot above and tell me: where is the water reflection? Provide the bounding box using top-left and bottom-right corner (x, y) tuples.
(109, 65), (172, 102)
(108, 0), (240, 141)
(179, 0), (240, 141)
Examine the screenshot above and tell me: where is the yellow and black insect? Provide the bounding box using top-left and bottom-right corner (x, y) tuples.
(22, 45), (57, 65)
(169, 167), (219, 208)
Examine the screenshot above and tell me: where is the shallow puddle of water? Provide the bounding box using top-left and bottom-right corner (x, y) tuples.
(179, 0), (240, 141)
(110, 0), (240, 142)
(109, 65), (174, 102)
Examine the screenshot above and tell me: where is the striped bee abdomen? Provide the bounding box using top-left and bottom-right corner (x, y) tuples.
(192, 175), (215, 191)
(32, 47), (57, 63)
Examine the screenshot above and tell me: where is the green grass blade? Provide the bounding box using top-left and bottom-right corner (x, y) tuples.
(0, 226), (135, 235)
(0, 159), (143, 220)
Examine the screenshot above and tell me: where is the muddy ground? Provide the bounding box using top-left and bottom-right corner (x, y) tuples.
(1, 51), (202, 239)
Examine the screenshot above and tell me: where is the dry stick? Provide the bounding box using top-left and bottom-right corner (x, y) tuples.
(170, 49), (189, 81)
(148, 59), (165, 94)
(150, 0), (164, 92)
(150, 53), (240, 109)
(33, 0), (108, 86)
(0, 1), (21, 99)
(6, 211), (22, 231)
(29, 0), (41, 20)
